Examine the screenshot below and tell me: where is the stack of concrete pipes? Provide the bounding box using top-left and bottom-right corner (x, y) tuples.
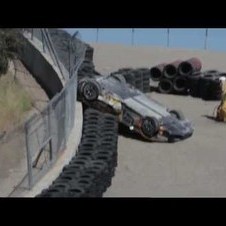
(150, 58), (202, 94)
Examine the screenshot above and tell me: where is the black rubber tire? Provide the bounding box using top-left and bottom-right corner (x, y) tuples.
(123, 71), (136, 87)
(48, 182), (70, 193)
(39, 188), (66, 197)
(169, 109), (185, 120)
(82, 80), (100, 101)
(203, 70), (219, 76)
(117, 68), (133, 73)
(199, 76), (218, 100)
(37, 107), (118, 198)
(210, 79), (222, 100)
(141, 117), (159, 138)
(67, 185), (86, 197)
(111, 73), (127, 84)
(187, 75), (201, 97)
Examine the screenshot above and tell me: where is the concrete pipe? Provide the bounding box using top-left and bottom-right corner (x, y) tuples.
(163, 60), (182, 79)
(178, 57), (202, 76)
(158, 79), (174, 94)
(173, 76), (188, 93)
(150, 63), (166, 81)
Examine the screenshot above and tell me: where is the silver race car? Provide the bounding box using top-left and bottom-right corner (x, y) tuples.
(78, 74), (194, 142)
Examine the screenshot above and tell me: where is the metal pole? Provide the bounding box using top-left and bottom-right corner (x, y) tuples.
(96, 29), (99, 43)
(167, 28), (170, 47)
(31, 30), (33, 40)
(131, 29), (135, 46)
(204, 28), (208, 50)
(68, 39), (71, 78)
(41, 30), (46, 53)
(25, 124), (33, 189)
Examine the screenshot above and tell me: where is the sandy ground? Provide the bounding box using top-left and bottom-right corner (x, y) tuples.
(90, 43), (226, 197)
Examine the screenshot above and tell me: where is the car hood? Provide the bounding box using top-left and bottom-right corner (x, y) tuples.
(161, 115), (194, 140)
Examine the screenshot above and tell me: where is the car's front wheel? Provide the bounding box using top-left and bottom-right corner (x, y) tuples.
(141, 116), (159, 138)
(169, 109), (185, 120)
(82, 80), (100, 101)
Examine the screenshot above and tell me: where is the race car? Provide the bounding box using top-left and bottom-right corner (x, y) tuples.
(78, 74), (194, 142)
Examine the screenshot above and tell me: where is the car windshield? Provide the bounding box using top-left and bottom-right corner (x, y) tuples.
(97, 75), (141, 99)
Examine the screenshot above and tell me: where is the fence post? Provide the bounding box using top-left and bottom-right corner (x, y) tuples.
(31, 29), (34, 41)
(167, 28), (170, 47)
(96, 29), (99, 43)
(131, 29), (135, 46)
(204, 28), (208, 50)
(41, 30), (46, 53)
(25, 123), (33, 189)
(68, 39), (71, 78)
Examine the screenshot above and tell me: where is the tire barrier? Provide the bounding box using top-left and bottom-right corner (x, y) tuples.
(78, 60), (101, 80)
(36, 107), (118, 197)
(48, 28), (99, 79)
(187, 71), (225, 100)
(187, 74), (202, 97)
(199, 73), (222, 100)
(111, 67), (150, 93)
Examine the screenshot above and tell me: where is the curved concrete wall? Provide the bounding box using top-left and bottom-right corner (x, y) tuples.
(19, 35), (63, 99)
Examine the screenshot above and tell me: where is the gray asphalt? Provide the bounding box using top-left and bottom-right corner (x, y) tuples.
(105, 93), (226, 197)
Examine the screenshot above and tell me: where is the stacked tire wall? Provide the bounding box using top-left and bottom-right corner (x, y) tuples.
(111, 67), (150, 93)
(187, 70), (225, 100)
(36, 107), (118, 197)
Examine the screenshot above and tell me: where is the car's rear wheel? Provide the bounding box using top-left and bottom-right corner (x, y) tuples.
(82, 81), (100, 101)
(141, 116), (159, 138)
(78, 80), (86, 95)
(169, 109), (185, 120)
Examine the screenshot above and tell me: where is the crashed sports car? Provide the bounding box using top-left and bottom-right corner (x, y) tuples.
(78, 74), (194, 142)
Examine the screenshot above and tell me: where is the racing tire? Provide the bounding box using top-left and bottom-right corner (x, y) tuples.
(187, 75), (201, 97)
(111, 73), (127, 84)
(169, 109), (185, 120)
(82, 80), (100, 101)
(141, 117), (159, 138)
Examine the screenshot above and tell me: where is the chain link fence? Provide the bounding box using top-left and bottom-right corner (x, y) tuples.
(71, 28), (226, 51)
(21, 29), (86, 189)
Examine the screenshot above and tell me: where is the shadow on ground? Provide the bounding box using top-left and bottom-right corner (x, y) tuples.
(202, 115), (218, 121)
(202, 115), (226, 125)
(150, 86), (189, 96)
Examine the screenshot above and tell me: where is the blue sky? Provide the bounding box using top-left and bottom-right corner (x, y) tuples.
(64, 29), (226, 52)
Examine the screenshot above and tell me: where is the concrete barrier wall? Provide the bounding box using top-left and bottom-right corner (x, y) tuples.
(19, 36), (63, 99)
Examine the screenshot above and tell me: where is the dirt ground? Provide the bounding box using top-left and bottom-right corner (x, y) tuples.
(91, 43), (226, 197)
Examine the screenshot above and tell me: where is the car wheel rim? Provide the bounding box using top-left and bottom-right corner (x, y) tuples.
(84, 83), (97, 100)
(143, 120), (154, 136)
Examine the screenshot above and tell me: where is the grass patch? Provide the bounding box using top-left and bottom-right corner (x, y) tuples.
(0, 71), (33, 131)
